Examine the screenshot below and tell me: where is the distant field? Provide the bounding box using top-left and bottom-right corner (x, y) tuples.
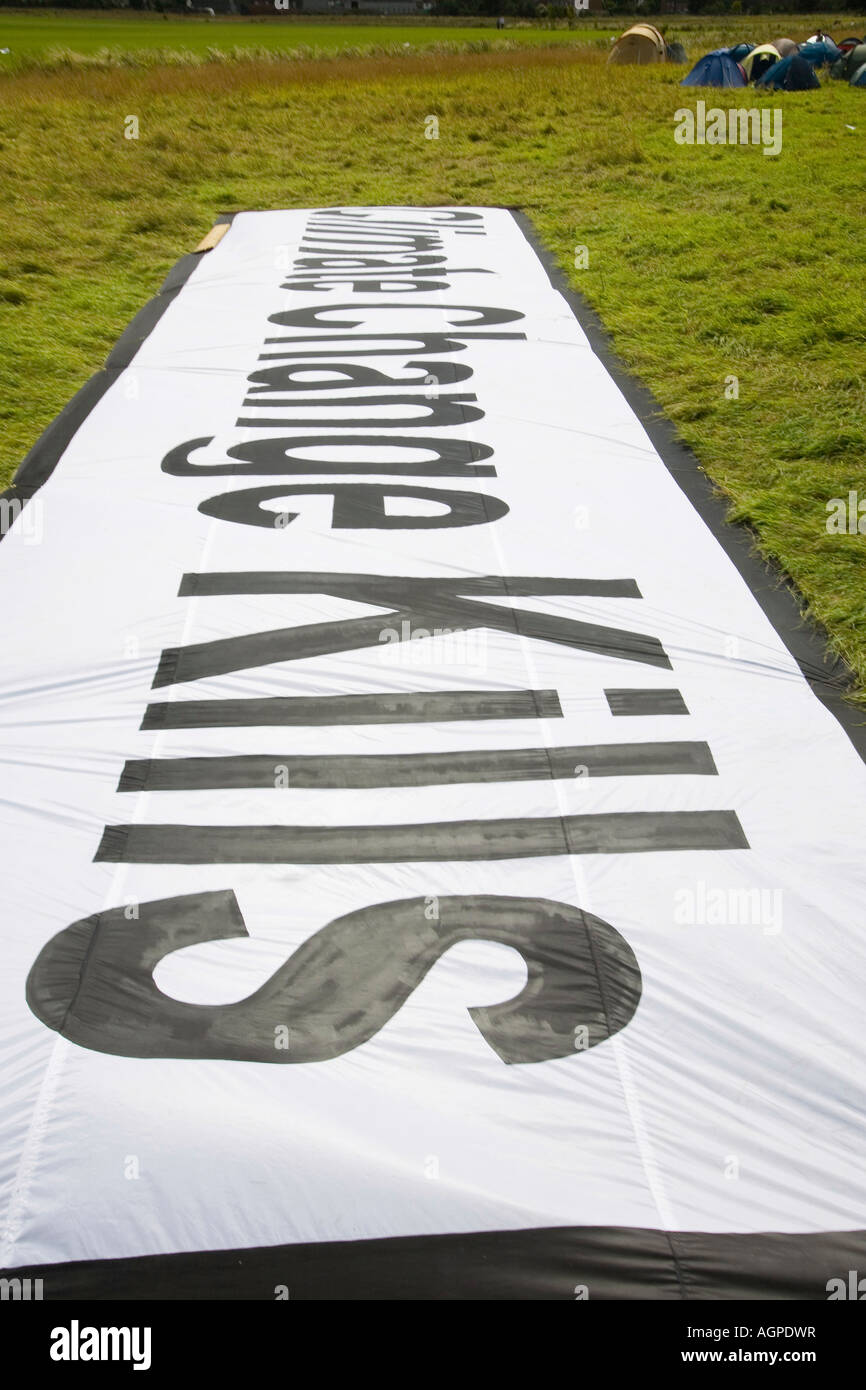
(2, 9), (864, 70)
(1, 23), (865, 692)
(3, 10), (866, 69)
(0, 11), (608, 67)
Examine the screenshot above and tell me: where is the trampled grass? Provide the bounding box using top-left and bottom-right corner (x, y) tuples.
(1, 32), (865, 691)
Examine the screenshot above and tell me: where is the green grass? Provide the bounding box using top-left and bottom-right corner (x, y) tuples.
(2, 9), (863, 72)
(0, 11), (610, 70)
(1, 33), (865, 695)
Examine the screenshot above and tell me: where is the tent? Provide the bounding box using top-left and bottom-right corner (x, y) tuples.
(741, 43), (780, 81)
(851, 62), (866, 86)
(665, 41), (688, 64)
(806, 31), (835, 45)
(773, 37), (800, 58)
(608, 24), (666, 65)
(681, 49), (746, 88)
(758, 54), (820, 90)
(846, 42), (866, 77)
(728, 42), (755, 63)
(837, 37), (864, 56)
(799, 39), (841, 66)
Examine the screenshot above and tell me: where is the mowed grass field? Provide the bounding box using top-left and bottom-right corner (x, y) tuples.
(1, 24), (865, 694)
(0, 10), (610, 69)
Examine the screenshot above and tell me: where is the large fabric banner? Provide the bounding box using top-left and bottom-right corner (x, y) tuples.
(1, 207), (865, 1299)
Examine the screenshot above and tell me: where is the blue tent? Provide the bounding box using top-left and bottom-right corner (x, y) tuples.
(799, 39), (841, 66)
(851, 62), (866, 86)
(758, 55), (821, 90)
(728, 42), (755, 63)
(681, 49), (746, 88)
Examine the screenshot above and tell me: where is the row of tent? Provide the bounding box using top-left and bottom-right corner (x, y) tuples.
(609, 24), (866, 90)
(682, 33), (866, 90)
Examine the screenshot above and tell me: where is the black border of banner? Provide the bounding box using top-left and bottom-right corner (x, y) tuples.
(2, 207), (865, 1300)
(6, 1224), (866, 1301)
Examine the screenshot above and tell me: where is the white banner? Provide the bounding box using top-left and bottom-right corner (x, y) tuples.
(1, 208), (864, 1296)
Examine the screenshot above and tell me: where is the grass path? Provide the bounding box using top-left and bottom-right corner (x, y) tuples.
(1, 41), (864, 694)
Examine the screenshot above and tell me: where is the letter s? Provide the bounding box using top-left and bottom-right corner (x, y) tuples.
(26, 892), (641, 1065)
